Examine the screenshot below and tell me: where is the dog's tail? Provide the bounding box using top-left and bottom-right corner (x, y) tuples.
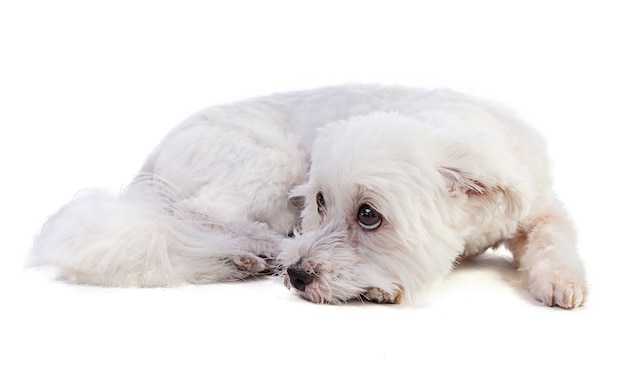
(29, 175), (277, 287)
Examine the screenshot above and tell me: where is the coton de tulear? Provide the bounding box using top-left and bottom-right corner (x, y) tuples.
(31, 85), (587, 308)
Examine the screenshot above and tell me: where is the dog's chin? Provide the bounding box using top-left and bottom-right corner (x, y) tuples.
(283, 273), (357, 304)
(283, 274), (403, 304)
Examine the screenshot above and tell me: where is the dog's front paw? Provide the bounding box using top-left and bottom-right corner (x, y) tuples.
(363, 287), (403, 304)
(527, 267), (586, 309)
(232, 254), (274, 275)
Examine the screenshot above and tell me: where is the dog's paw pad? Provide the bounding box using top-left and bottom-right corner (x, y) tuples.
(528, 268), (586, 309)
(363, 287), (402, 304)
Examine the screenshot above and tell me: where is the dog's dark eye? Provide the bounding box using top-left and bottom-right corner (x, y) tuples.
(316, 191), (325, 214)
(357, 204), (382, 230)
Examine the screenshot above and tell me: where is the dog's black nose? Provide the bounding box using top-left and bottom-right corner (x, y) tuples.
(287, 265), (314, 292)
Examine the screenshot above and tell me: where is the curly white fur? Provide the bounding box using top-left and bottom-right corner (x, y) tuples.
(30, 85), (586, 308)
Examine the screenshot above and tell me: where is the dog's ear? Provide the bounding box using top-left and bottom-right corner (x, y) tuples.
(438, 162), (532, 217)
(425, 128), (532, 220)
(288, 183), (311, 211)
(289, 195), (306, 212)
(438, 166), (488, 196)
(430, 131), (507, 197)
(288, 183), (309, 200)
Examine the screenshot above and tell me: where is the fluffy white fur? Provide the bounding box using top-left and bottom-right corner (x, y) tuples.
(31, 85), (586, 308)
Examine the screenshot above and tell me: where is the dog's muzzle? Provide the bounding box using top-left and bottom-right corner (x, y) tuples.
(286, 263), (314, 291)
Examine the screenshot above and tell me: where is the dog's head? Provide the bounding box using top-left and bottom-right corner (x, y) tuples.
(280, 111), (529, 304)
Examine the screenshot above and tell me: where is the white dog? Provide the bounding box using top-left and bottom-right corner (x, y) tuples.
(31, 85), (586, 308)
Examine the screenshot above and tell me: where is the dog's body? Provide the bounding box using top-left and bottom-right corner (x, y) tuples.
(32, 85), (586, 308)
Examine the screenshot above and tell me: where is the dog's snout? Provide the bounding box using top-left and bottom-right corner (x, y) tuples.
(287, 265), (314, 292)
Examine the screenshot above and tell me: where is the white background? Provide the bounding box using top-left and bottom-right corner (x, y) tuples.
(2, 1), (624, 366)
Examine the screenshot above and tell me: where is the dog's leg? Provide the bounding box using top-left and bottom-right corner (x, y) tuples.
(228, 220), (286, 275)
(170, 197), (292, 282)
(506, 203), (586, 308)
(143, 120), (308, 283)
